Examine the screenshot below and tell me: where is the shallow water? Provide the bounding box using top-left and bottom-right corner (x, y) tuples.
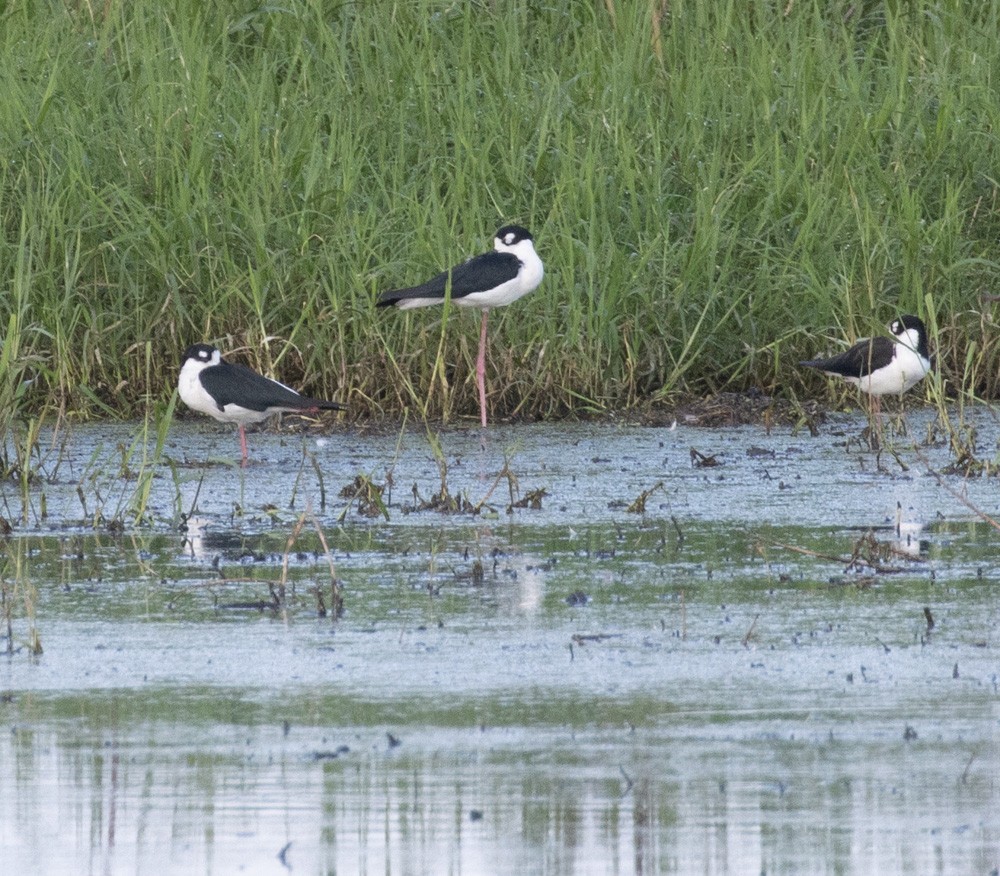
(2, 409), (999, 874)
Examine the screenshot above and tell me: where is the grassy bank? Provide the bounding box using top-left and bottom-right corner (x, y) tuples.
(1, 0), (999, 428)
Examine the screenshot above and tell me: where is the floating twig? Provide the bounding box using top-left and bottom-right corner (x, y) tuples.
(571, 633), (622, 645)
(690, 447), (720, 468)
(508, 486), (547, 512)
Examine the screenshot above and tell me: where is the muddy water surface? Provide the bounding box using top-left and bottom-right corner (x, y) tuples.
(2, 410), (998, 874)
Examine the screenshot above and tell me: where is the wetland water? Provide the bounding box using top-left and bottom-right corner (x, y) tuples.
(2, 410), (998, 874)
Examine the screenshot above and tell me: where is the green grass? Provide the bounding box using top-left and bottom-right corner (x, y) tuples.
(1, 0), (999, 427)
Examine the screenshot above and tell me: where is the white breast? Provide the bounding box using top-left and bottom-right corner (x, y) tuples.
(178, 359), (226, 421)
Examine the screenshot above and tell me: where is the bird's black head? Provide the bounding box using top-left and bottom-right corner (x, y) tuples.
(890, 314), (926, 337)
(890, 314), (931, 361)
(182, 343), (219, 366)
(495, 224), (533, 246)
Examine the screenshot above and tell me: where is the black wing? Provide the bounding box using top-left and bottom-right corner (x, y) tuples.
(800, 335), (895, 378)
(202, 362), (343, 413)
(377, 251), (521, 307)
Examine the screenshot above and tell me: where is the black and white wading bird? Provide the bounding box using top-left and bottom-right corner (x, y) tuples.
(376, 224), (544, 427)
(178, 343), (345, 466)
(799, 314), (932, 413)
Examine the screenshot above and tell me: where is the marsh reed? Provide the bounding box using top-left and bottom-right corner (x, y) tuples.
(1, 0), (998, 427)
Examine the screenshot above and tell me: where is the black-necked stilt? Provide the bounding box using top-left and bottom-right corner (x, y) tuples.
(178, 343), (345, 466)
(799, 314), (931, 411)
(376, 224), (544, 427)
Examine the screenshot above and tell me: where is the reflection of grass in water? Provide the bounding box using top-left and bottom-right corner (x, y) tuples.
(1, 539), (42, 657)
(16, 687), (676, 732)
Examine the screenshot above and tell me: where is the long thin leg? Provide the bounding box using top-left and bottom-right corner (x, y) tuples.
(239, 425), (249, 467)
(868, 393), (882, 451)
(476, 308), (490, 428)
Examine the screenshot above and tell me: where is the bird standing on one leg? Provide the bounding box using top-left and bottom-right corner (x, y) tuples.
(178, 343), (346, 466)
(376, 224), (544, 427)
(799, 314), (932, 440)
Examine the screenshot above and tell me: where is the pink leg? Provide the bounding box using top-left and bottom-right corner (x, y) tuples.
(476, 309), (490, 428)
(239, 425), (249, 467)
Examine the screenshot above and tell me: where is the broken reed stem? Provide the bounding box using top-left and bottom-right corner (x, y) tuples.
(289, 446), (307, 509)
(769, 538), (921, 573)
(961, 750), (978, 784)
(671, 515), (684, 542)
(769, 541), (854, 564)
(276, 504), (341, 617)
(914, 446), (1000, 533)
(309, 508), (343, 619)
(2, 581), (12, 655)
(185, 471), (205, 522)
(310, 453), (327, 511)
(279, 511), (309, 603)
(474, 460), (515, 513)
